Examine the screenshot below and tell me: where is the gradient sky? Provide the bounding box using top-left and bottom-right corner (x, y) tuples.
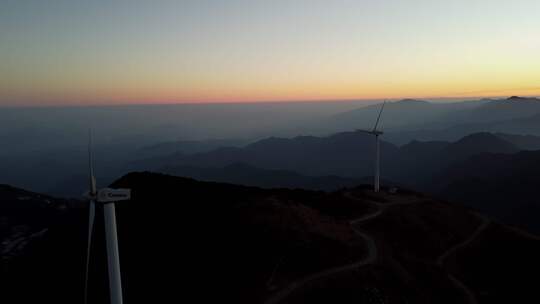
(1, 0), (539, 106)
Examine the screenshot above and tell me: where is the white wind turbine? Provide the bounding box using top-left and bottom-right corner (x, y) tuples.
(358, 101), (386, 192)
(84, 133), (131, 304)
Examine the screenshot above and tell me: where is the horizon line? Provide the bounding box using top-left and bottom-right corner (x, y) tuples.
(1, 94), (539, 109)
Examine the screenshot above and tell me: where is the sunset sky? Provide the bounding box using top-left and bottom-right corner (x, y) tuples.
(1, 0), (539, 106)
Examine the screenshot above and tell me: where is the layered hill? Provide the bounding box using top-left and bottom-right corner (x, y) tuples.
(130, 130), (400, 178)
(383, 97), (540, 144)
(328, 98), (488, 132)
(431, 150), (540, 232)
(134, 131), (524, 188)
(325, 96), (540, 137)
(5, 96), (540, 199)
(160, 162), (366, 191)
(459, 96), (540, 123)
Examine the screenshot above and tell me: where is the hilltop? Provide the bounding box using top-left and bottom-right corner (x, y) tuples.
(3, 173), (540, 303)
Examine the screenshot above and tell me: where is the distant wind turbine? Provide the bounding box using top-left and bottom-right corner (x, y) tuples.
(84, 132), (131, 304)
(358, 101), (386, 192)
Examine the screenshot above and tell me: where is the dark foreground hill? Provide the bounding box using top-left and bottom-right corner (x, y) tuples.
(0, 185), (86, 304)
(3, 173), (540, 304)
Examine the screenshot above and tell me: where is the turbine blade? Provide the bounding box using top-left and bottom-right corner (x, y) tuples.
(373, 101), (386, 132)
(85, 129), (97, 304)
(84, 201), (96, 304)
(357, 129), (375, 135)
(88, 130), (96, 195)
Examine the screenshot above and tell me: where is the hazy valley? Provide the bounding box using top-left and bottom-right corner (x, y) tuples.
(3, 96), (540, 303)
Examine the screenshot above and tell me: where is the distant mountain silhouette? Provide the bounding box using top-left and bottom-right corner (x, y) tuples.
(6, 96), (540, 199)
(137, 138), (248, 158)
(384, 97), (540, 145)
(495, 132), (540, 150)
(328, 98), (487, 131)
(136, 131), (524, 189)
(388, 133), (520, 184)
(440, 132), (519, 160)
(131, 130), (399, 178)
(3, 174), (540, 303)
(161, 162), (404, 191)
(463, 96), (540, 123)
(161, 162), (367, 191)
(429, 150), (540, 233)
(393, 111), (540, 145)
(400, 139), (449, 156)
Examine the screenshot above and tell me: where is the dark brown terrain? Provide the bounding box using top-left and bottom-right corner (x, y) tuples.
(2, 172), (540, 303)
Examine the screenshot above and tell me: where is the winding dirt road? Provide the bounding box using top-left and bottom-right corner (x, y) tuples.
(436, 213), (490, 304)
(436, 213), (540, 304)
(264, 192), (499, 304)
(265, 192), (415, 304)
(437, 214), (490, 265)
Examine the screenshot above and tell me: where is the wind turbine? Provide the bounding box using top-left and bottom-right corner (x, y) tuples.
(84, 132), (131, 304)
(358, 101), (386, 192)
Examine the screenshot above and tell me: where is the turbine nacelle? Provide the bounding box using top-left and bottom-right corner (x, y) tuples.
(84, 188), (131, 203)
(97, 188), (131, 203)
(356, 129), (384, 136)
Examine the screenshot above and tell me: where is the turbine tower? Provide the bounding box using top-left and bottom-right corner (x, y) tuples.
(358, 101), (386, 192)
(85, 132), (131, 304)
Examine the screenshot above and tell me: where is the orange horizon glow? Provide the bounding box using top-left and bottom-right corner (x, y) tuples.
(1, 1), (539, 107)
(3, 90), (540, 107)
(4, 78), (540, 106)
